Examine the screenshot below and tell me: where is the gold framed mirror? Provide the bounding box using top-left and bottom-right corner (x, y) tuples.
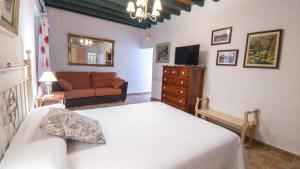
(68, 34), (114, 67)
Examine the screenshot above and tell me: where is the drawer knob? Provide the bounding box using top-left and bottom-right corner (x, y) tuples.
(173, 71), (175, 73)
(163, 95), (165, 97)
(164, 70), (167, 73)
(179, 100), (182, 103)
(181, 81), (184, 84)
(180, 91), (183, 93)
(164, 78), (166, 81)
(163, 86), (166, 89)
(182, 72), (185, 74)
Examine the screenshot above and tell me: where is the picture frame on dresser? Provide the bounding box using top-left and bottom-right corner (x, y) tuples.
(216, 49), (239, 66)
(0, 0), (20, 35)
(211, 27), (232, 45)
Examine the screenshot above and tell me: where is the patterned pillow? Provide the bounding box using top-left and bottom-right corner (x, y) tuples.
(111, 78), (125, 88)
(57, 78), (73, 91)
(40, 108), (105, 144)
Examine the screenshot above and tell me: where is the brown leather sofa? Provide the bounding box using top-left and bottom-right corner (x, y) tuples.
(52, 72), (128, 107)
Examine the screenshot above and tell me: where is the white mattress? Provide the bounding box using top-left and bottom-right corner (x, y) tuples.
(68, 102), (249, 169)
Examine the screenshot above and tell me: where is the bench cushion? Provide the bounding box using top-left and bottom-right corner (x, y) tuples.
(199, 109), (245, 128)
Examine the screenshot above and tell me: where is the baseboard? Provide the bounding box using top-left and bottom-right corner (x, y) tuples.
(246, 137), (300, 158)
(127, 92), (151, 95)
(199, 116), (300, 157)
(151, 97), (160, 101)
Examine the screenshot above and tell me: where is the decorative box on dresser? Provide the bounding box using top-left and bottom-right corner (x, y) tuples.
(161, 66), (205, 114)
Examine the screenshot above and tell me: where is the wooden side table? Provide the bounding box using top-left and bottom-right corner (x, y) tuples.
(36, 92), (65, 107)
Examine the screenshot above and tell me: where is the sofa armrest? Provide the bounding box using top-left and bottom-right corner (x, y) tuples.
(120, 82), (128, 101)
(52, 82), (63, 92)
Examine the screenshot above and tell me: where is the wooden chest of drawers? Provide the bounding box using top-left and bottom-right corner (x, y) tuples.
(161, 66), (205, 114)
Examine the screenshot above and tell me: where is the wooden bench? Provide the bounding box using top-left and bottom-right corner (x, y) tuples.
(195, 96), (258, 143)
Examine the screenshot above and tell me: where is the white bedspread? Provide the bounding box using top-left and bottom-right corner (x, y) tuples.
(68, 102), (249, 169)
(0, 104), (67, 169)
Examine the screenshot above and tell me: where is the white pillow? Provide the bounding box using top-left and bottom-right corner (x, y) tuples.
(0, 138), (67, 169)
(11, 104), (66, 145)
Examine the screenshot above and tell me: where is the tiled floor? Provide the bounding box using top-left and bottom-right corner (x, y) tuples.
(246, 141), (299, 169)
(68, 93), (152, 111)
(70, 93), (300, 169)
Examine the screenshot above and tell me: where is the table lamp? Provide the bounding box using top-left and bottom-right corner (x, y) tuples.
(39, 71), (57, 96)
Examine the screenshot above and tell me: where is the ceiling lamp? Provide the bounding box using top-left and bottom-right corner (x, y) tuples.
(126, 0), (162, 23)
(79, 38), (93, 46)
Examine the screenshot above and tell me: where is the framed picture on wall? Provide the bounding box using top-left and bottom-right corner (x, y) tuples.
(156, 42), (171, 63)
(211, 27), (232, 45)
(0, 0), (20, 35)
(216, 49), (239, 66)
(243, 29), (282, 69)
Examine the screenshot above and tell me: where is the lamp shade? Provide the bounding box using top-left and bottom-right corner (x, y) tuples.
(126, 1), (135, 13)
(152, 8), (160, 16)
(136, 0), (145, 7)
(153, 0), (162, 11)
(135, 7), (143, 17)
(39, 71), (57, 82)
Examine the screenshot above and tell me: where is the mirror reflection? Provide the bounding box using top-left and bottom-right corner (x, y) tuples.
(68, 34), (114, 67)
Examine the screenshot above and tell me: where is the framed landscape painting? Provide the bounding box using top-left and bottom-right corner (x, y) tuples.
(244, 30), (282, 69)
(156, 42), (171, 63)
(216, 49), (239, 66)
(211, 27), (232, 45)
(0, 0), (20, 35)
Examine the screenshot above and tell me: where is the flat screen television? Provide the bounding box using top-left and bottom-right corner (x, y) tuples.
(175, 45), (200, 65)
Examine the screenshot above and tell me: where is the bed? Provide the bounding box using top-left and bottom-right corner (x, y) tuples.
(0, 102), (249, 169)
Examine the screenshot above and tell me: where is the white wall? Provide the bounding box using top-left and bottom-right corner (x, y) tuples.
(147, 0), (300, 155)
(47, 7), (152, 93)
(0, 0), (40, 104)
(0, 0), (39, 68)
(140, 48), (153, 92)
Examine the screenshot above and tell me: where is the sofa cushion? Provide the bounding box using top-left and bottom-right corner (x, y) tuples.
(57, 78), (73, 91)
(91, 72), (116, 88)
(64, 89), (95, 99)
(111, 78), (125, 88)
(56, 72), (91, 89)
(95, 87), (122, 96)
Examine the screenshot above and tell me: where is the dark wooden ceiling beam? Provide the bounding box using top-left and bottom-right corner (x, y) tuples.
(161, 4), (181, 16)
(160, 11), (171, 19)
(80, 0), (124, 12)
(58, 0), (157, 25)
(146, 0), (180, 16)
(44, 0), (220, 29)
(191, 0), (204, 7)
(99, 0), (166, 23)
(161, 0), (191, 12)
(81, 0), (168, 21)
(45, 0), (151, 28)
(157, 17), (164, 23)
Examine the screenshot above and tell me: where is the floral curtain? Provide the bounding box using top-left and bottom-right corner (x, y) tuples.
(38, 14), (50, 76)
(37, 14), (50, 94)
